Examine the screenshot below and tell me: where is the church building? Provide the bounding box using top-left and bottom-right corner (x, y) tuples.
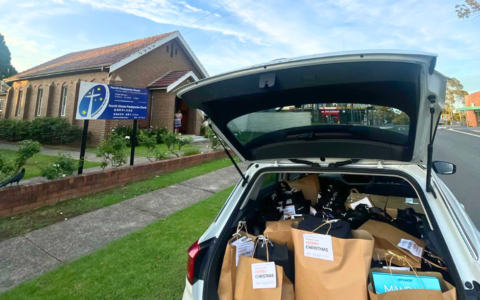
(1, 31), (208, 145)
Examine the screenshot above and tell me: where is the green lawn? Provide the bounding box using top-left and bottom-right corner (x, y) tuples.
(0, 157), (235, 242)
(0, 186), (233, 300)
(0, 149), (101, 180)
(86, 144), (202, 157)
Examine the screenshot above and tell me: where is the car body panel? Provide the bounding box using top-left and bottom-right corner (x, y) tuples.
(176, 51), (447, 164)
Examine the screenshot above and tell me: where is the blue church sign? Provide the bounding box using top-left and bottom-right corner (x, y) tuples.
(76, 82), (148, 120)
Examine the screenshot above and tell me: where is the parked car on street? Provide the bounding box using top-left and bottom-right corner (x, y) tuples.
(175, 51), (480, 300)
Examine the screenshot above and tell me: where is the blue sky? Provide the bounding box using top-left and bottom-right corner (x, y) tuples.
(1, 0), (479, 92)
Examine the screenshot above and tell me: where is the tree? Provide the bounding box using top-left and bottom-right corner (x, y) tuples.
(456, 1), (480, 19)
(0, 33), (17, 80)
(443, 78), (468, 121)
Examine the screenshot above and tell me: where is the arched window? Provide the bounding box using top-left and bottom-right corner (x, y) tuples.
(15, 89), (23, 117)
(36, 85), (43, 117)
(60, 83), (68, 116)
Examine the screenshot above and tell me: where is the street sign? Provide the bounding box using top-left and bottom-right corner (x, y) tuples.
(76, 81), (148, 120)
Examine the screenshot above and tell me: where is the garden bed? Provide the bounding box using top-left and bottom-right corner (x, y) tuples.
(0, 149), (101, 180)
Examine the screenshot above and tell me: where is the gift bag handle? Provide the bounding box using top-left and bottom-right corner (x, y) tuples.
(233, 221), (249, 240)
(422, 250), (448, 271)
(252, 236), (270, 262)
(385, 250), (424, 289)
(312, 221), (332, 235)
(349, 188), (361, 202)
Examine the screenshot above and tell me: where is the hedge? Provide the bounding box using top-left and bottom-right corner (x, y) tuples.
(0, 117), (83, 145)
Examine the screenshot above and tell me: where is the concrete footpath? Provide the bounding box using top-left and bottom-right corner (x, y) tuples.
(0, 164), (244, 294)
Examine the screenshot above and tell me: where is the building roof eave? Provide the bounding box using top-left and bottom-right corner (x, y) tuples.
(4, 66), (109, 83)
(109, 32), (209, 78)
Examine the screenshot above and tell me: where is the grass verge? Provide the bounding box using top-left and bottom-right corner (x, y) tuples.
(0, 186), (233, 300)
(0, 149), (101, 180)
(0, 157), (234, 241)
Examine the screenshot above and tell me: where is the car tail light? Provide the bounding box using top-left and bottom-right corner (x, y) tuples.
(187, 240), (200, 285)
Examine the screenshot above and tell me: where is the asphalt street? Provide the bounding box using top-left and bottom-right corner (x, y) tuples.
(433, 127), (480, 228)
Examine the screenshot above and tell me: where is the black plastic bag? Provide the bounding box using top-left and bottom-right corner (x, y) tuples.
(268, 181), (310, 218)
(254, 238), (295, 283)
(297, 218), (353, 239)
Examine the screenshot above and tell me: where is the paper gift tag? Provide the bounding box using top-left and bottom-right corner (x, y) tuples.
(397, 238), (423, 257)
(303, 233), (334, 261)
(405, 198), (415, 204)
(230, 236), (248, 246)
(350, 197), (373, 209)
(251, 262), (277, 289)
(283, 205), (296, 215)
(276, 200), (294, 212)
(236, 240), (254, 266)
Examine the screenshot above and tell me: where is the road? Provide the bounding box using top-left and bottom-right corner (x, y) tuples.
(433, 127), (480, 228)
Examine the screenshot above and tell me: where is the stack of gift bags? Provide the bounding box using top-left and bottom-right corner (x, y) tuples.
(217, 182), (456, 300)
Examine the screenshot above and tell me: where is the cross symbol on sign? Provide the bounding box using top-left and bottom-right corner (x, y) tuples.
(85, 88), (101, 117)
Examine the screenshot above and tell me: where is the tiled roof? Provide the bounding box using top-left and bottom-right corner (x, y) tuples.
(9, 32), (177, 80)
(148, 70), (191, 88)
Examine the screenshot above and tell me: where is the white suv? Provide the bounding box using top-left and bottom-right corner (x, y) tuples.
(175, 51), (480, 300)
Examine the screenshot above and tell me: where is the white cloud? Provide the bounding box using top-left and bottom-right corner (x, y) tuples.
(2, 0), (480, 93)
(180, 1), (209, 13)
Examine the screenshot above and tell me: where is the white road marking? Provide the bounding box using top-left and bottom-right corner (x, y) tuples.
(447, 128), (480, 138)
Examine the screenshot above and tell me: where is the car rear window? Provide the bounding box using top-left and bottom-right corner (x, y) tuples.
(226, 103), (410, 145)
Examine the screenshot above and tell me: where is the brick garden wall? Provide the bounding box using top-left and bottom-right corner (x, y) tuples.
(0, 151), (232, 217)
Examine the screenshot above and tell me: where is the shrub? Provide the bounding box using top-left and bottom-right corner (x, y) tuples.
(97, 135), (127, 169)
(40, 152), (77, 180)
(154, 150), (167, 161)
(0, 153), (15, 182)
(161, 132), (194, 157)
(0, 119), (31, 141)
(138, 131), (157, 162)
(140, 127), (168, 144)
(0, 140), (41, 182)
(58, 125), (83, 145)
(15, 140), (41, 172)
(178, 135), (194, 151)
(30, 117), (64, 144)
(0, 118), (84, 145)
(205, 127), (221, 150)
(200, 122), (208, 136)
(111, 125), (140, 147)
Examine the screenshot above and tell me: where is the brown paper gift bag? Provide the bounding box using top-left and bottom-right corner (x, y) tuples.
(359, 220), (424, 268)
(264, 219), (301, 251)
(291, 224), (374, 300)
(218, 222), (255, 300)
(234, 237), (295, 300)
(368, 268), (457, 300)
(286, 174), (320, 205)
(344, 188), (373, 210)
